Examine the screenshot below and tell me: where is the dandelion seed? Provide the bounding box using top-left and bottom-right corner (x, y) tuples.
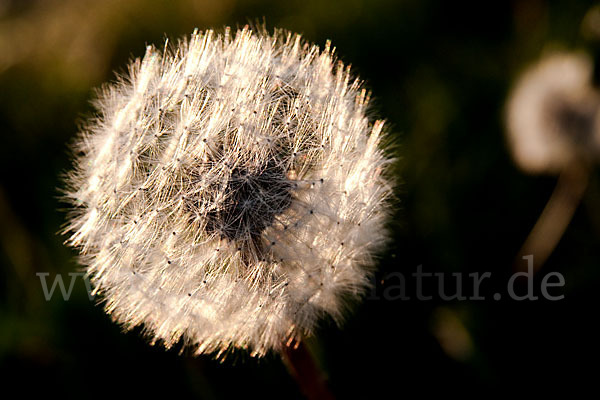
(506, 51), (600, 174)
(62, 27), (393, 357)
(506, 51), (596, 271)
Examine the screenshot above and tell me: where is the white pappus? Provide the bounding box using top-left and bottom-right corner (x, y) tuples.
(63, 26), (393, 357)
(506, 51), (600, 174)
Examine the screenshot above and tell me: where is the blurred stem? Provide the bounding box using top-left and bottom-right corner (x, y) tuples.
(516, 161), (589, 272)
(280, 340), (334, 400)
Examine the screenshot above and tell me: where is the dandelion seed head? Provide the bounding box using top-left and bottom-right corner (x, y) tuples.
(506, 51), (600, 174)
(63, 27), (393, 357)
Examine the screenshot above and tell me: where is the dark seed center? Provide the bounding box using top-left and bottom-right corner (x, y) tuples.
(204, 160), (292, 242)
(550, 97), (598, 144)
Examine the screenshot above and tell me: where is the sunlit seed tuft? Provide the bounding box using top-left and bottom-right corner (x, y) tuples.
(62, 27), (393, 357)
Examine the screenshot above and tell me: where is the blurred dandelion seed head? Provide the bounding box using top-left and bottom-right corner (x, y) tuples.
(506, 52), (600, 174)
(62, 27), (393, 357)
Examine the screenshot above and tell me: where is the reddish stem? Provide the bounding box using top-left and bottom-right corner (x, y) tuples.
(280, 340), (335, 400)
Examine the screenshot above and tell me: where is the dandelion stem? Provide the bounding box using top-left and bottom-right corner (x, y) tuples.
(516, 161), (589, 272)
(280, 340), (335, 400)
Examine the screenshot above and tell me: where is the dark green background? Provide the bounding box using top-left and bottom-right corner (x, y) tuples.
(1, 0), (598, 397)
